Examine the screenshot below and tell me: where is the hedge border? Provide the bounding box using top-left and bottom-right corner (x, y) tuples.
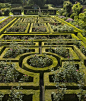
(0, 90), (40, 101)
(22, 54), (58, 72)
(45, 89), (86, 101)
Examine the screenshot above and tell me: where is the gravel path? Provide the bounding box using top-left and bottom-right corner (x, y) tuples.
(0, 16), (8, 22)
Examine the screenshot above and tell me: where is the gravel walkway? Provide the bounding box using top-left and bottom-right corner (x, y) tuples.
(0, 16), (8, 22)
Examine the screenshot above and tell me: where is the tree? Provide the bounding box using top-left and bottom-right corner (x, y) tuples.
(27, 0), (46, 7)
(72, 2), (83, 15)
(78, 9), (86, 30)
(63, 1), (72, 13)
(11, 0), (23, 4)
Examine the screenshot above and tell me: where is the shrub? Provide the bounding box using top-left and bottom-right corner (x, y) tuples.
(29, 54), (52, 68)
(4, 8), (10, 16)
(53, 61), (84, 83)
(70, 13), (77, 19)
(80, 46), (86, 56)
(54, 46), (69, 58)
(72, 2), (83, 15)
(4, 41), (29, 58)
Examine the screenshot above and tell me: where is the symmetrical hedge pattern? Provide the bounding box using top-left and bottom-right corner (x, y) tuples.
(0, 16), (86, 101)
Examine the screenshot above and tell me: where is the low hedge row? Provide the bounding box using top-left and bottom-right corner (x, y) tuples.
(45, 89), (86, 101)
(77, 32), (86, 44)
(0, 90), (40, 101)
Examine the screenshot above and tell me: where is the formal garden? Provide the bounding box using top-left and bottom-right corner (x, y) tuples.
(0, 0), (86, 101)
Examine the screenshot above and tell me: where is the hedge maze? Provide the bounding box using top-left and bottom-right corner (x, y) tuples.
(0, 16), (86, 101)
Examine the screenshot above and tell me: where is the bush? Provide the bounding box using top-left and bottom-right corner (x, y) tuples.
(59, 8), (64, 16)
(62, 12), (67, 16)
(4, 8), (10, 16)
(29, 54), (52, 68)
(70, 13), (76, 19)
(72, 2), (83, 15)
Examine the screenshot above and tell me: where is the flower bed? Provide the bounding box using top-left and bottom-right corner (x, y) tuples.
(38, 17), (55, 23)
(29, 23), (49, 34)
(1, 35), (72, 40)
(3, 42), (30, 58)
(29, 54), (52, 68)
(32, 24), (46, 32)
(44, 46), (70, 58)
(0, 17), (14, 29)
(2, 41), (38, 58)
(48, 22), (74, 33)
(5, 18), (30, 33)
(0, 61), (31, 83)
(22, 54), (58, 72)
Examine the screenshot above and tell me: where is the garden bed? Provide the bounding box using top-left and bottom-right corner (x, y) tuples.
(0, 16), (85, 101)
(29, 23), (49, 34)
(4, 18), (30, 34)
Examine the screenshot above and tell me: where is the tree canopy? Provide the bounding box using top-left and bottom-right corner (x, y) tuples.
(1, 0), (86, 5)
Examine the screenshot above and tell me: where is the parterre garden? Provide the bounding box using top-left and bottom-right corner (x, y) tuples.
(0, 15), (86, 101)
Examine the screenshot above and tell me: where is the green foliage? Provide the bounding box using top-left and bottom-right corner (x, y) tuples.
(54, 46), (69, 58)
(0, 17), (14, 29)
(51, 83), (66, 101)
(53, 61), (84, 83)
(82, 29), (86, 37)
(80, 45), (86, 56)
(0, 3), (11, 10)
(77, 11), (86, 30)
(59, 8), (64, 16)
(8, 86), (23, 101)
(51, 24), (74, 33)
(62, 12), (67, 16)
(70, 13), (77, 19)
(72, 2), (83, 15)
(6, 18), (28, 32)
(27, 0), (46, 7)
(0, 61), (19, 82)
(63, 1), (72, 13)
(29, 54), (52, 68)
(32, 23), (47, 32)
(4, 41), (29, 58)
(59, 1), (72, 16)
(11, 0), (23, 4)
(4, 8), (10, 16)
(74, 15), (79, 21)
(0, 93), (4, 101)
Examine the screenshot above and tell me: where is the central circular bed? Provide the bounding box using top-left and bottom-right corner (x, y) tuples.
(22, 54), (58, 72)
